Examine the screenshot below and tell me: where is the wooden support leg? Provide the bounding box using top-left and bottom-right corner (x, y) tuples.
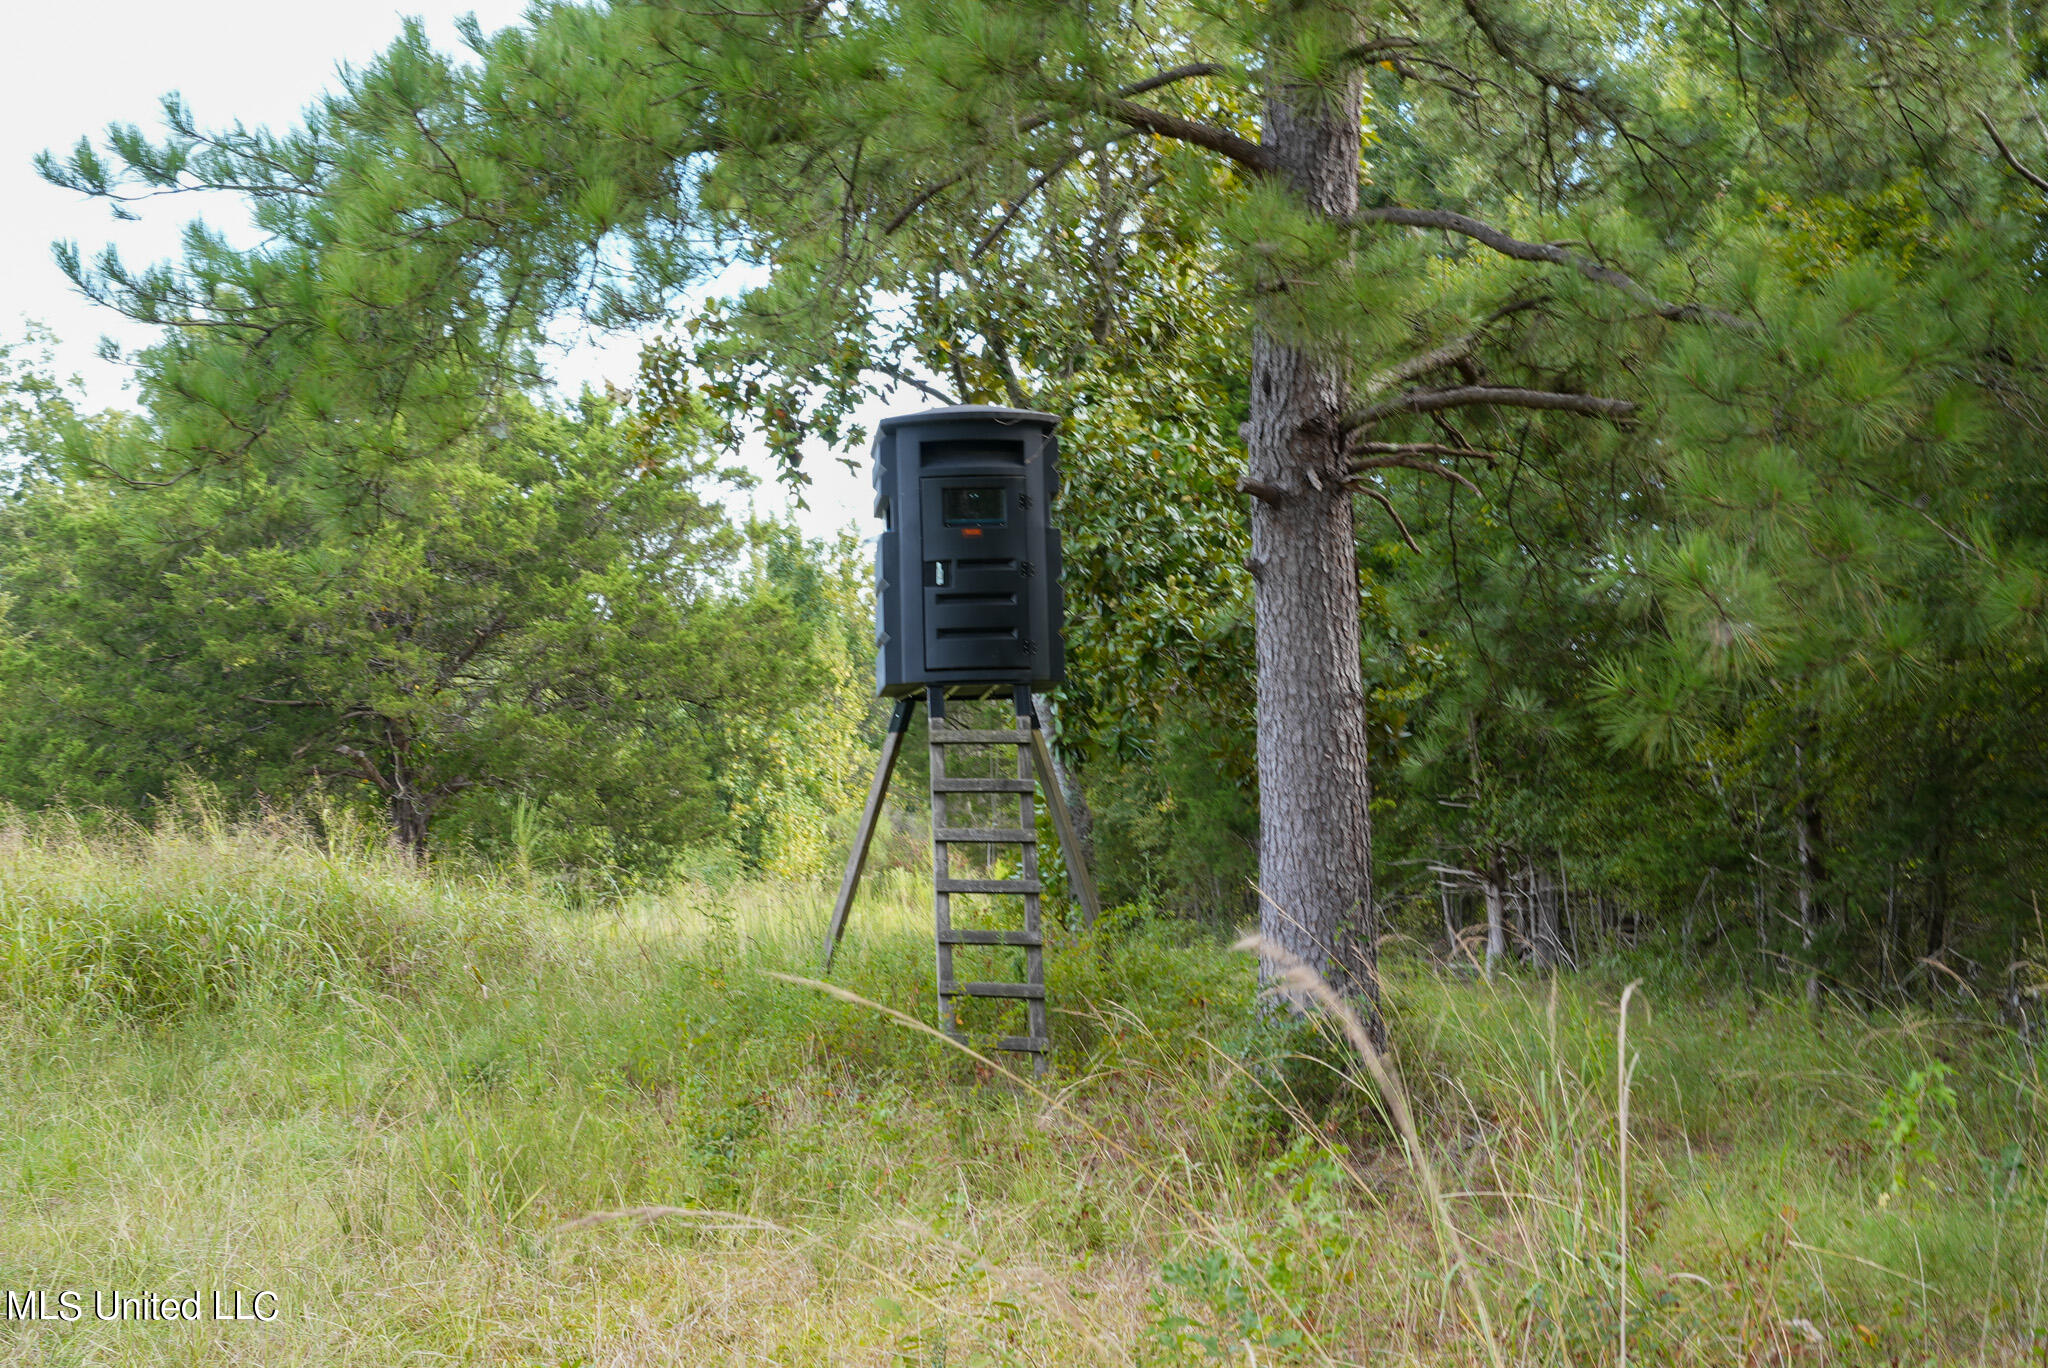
(821, 696), (916, 973)
(1027, 697), (1101, 929)
(1014, 688), (1048, 1078)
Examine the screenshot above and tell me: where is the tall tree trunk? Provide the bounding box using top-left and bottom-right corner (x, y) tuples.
(1532, 860), (1563, 969)
(1926, 836), (1950, 961)
(390, 795), (431, 865)
(1883, 864), (1899, 988)
(338, 727), (435, 865)
(1248, 43), (1375, 1014)
(1483, 850), (1508, 976)
(1794, 740), (1827, 1005)
(1925, 734), (1952, 961)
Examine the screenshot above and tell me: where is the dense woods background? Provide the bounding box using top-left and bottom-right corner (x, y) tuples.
(2, 0), (2047, 1014)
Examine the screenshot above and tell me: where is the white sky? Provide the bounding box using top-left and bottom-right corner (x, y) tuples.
(0, 0), (878, 538)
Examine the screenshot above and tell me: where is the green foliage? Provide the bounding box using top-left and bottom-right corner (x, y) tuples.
(25, 0), (1746, 935)
(0, 352), (819, 871)
(701, 520), (890, 879)
(29, 0), (2048, 993)
(1085, 710), (1257, 919)
(1142, 1133), (1364, 1362)
(0, 324), (99, 489)
(1870, 1062), (1959, 1200)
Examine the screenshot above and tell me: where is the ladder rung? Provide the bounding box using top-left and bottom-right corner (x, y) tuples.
(945, 1031), (1050, 1054)
(940, 981), (1047, 1000)
(936, 877), (1042, 894)
(932, 777), (1036, 793)
(935, 826), (1036, 844)
(929, 729), (1033, 745)
(936, 929), (1043, 947)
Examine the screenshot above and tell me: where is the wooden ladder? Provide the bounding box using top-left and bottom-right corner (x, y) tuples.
(926, 686), (1048, 1077)
(821, 685), (1098, 1078)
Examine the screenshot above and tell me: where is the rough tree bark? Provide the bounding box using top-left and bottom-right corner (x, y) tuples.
(1246, 43), (1379, 1016)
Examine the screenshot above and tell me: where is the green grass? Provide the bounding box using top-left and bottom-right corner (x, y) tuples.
(0, 810), (2042, 1365)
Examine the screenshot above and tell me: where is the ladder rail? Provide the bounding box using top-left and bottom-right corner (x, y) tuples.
(929, 689), (959, 1042)
(828, 686), (1087, 1081)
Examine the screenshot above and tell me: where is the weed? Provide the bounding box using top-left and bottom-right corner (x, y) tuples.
(1871, 1061), (1960, 1199)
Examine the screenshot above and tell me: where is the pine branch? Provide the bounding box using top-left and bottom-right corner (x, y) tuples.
(1457, 0), (1682, 187)
(1383, 56), (1482, 101)
(1349, 385), (1637, 427)
(1099, 98), (1276, 175)
(884, 64), (1238, 235)
(884, 176), (964, 235)
(1346, 205), (1748, 327)
(1352, 441), (1499, 463)
(869, 362), (958, 406)
(1364, 335), (1484, 396)
(1117, 62), (1231, 98)
(1348, 453), (1484, 493)
(971, 145), (1088, 261)
(1361, 299), (1544, 396)
(1338, 37), (1425, 64)
(1974, 108), (2048, 197)
(1358, 485), (1422, 552)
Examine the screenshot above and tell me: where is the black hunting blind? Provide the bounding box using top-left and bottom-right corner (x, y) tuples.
(822, 406), (1101, 1076)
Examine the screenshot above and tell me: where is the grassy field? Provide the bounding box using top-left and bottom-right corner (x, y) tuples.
(0, 810), (2043, 1365)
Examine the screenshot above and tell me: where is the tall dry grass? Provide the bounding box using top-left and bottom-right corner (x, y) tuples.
(0, 809), (2040, 1364)
(0, 799), (531, 1021)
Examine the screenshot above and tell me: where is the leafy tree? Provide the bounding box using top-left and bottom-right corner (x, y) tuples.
(706, 519), (891, 879)
(0, 377), (812, 867)
(38, 0), (2048, 1009)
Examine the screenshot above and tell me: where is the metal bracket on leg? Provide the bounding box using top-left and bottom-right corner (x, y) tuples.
(822, 696), (916, 973)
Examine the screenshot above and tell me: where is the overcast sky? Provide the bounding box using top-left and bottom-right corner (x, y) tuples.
(0, 0), (875, 537)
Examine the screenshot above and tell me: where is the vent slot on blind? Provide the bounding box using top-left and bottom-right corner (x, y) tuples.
(919, 439), (1026, 469)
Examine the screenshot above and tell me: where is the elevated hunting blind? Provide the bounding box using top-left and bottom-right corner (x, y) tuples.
(824, 406), (1098, 1078)
(871, 406), (1065, 695)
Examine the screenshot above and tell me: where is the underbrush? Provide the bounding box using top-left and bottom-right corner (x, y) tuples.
(0, 816), (2042, 1365)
